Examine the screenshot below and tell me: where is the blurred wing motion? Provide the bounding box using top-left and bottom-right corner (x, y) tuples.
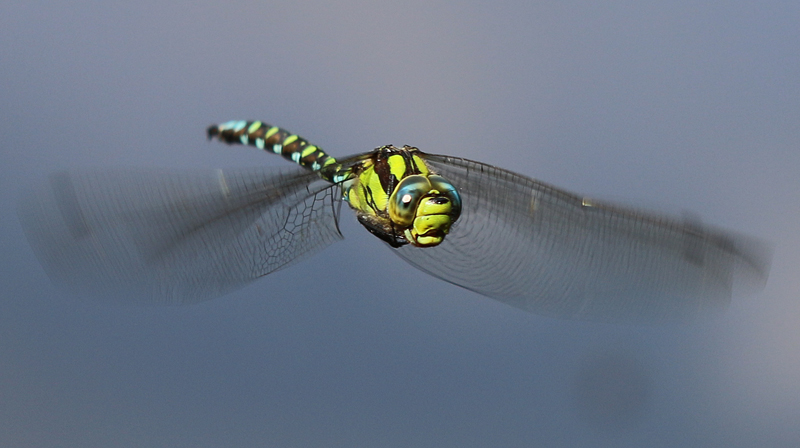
(396, 155), (772, 323)
(18, 118), (772, 323)
(17, 167), (343, 304)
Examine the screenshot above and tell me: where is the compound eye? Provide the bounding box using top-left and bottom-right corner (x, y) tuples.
(428, 175), (461, 220)
(389, 175), (431, 227)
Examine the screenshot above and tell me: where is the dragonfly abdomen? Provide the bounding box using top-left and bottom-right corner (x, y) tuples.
(207, 120), (339, 176)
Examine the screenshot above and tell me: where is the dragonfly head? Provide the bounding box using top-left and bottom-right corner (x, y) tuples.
(389, 174), (462, 247)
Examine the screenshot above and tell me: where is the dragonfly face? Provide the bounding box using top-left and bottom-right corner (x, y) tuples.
(343, 145), (462, 248)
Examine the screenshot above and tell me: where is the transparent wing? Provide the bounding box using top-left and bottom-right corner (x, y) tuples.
(18, 167), (343, 304)
(395, 154), (772, 323)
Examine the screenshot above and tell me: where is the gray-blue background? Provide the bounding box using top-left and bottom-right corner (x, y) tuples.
(1, 1), (798, 447)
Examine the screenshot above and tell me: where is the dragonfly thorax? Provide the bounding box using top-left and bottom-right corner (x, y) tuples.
(344, 146), (462, 248)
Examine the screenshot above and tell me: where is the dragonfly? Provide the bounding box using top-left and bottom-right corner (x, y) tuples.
(18, 120), (771, 323)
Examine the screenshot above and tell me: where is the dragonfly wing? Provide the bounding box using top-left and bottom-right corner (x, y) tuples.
(18, 167), (343, 304)
(394, 154), (771, 323)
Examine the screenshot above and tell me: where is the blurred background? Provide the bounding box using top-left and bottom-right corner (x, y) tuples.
(1, 1), (798, 447)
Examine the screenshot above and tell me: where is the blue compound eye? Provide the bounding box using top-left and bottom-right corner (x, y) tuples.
(428, 175), (461, 220)
(389, 175), (431, 227)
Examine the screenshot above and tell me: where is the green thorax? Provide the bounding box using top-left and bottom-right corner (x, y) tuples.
(343, 145), (431, 217)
